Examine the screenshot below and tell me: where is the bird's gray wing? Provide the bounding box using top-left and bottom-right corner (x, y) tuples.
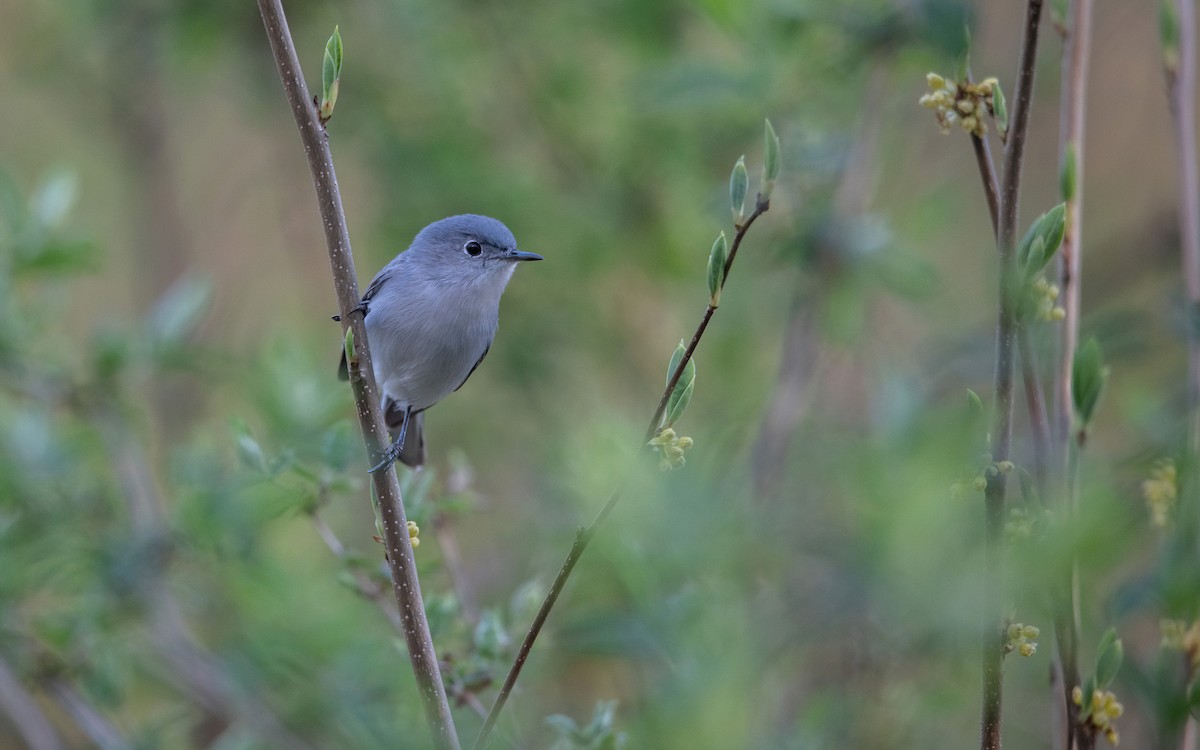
(337, 266), (396, 381)
(453, 344), (490, 392)
(360, 265), (394, 306)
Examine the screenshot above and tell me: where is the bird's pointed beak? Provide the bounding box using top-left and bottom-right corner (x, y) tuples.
(504, 249), (543, 262)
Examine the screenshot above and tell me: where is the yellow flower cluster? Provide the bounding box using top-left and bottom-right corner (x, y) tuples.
(950, 459), (1015, 499)
(1005, 507), (1036, 540)
(1142, 459), (1177, 527)
(407, 520), (420, 549)
(1005, 622), (1040, 657)
(1161, 619), (1200, 674)
(1072, 686), (1123, 745)
(648, 427), (693, 471)
(1031, 276), (1066, 321)
(919, 73), (999, 137)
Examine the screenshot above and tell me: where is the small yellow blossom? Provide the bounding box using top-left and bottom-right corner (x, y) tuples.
(649, 428), (693, 471)
(1143, 459), (1178, 527)
(919, 71), (1000, 137)
(1074, 687), (1124, 745)
(407, 520), (420, 548)
(1162, 619), (1200, 675)
(1005, 621), (1040, 657)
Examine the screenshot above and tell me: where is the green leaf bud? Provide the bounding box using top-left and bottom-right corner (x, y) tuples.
(1072, 337), (1108, 426)
(730, 156), (748, 226)
(1095, 628), (1123, 689)
(992, 82), (1009, 139)
(762, 119), (781, 200)
(320, 25), (343, 121)
(664, 340), (697, 428)
(707, 231), (728, 307)
(1016, 203), (1067, 273)
(1061, 142), (1077, 202)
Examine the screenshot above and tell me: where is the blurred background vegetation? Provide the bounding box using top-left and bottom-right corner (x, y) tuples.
(0, 0), (1196, 747)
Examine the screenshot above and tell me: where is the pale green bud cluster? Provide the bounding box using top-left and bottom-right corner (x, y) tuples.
(1030, 275), (1066, 321)
(1072, 686), (1123, 745)
(407, 520), (420, 549)
(1004, 622), (1040, 658)
(919, 72), (1003, 138)
(648, 427), (694, 471)
(950, 457), (1015, 499)
(1142, 459), (1178, 527)
(1161, 619), (1200, 674)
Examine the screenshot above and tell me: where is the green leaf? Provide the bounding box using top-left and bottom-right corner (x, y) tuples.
(1163, 0), (1181, 70)
(1081, 674), (1097, 719)
(730, 156), (748, 225)
(343, 326), (356, 372)
(472, 608), (510, 659)
(762, 119), (781, 200)
(1072, 337), (1108, 425)
(147, 275), (213, 346)
(231, 418), (268, 473)
(992, 82), (1008, 139)
(12, 238), (98, 277)
(664, 340), (697, 427)
(1095, 628), (1123, 688)
(1061, 142), (1077, 202)
(31, 170), (78, 229)
(966, 388), (984, 416)
(1015, 203), (1067, 273)
(320, 26), (343, 120)
(955, 25), (971, 82)
(707, 231), (728, 307)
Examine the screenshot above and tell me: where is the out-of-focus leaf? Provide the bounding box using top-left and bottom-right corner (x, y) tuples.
(147, 275), (213, 346)
(31, 170), (78, 229)
(1073, 338), (1108, 426)
(1094, 628), (1123, 688)
(663, 340), (696, 428)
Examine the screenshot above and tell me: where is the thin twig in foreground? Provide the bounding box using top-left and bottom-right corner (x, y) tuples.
(472, 197), (771, 749)
(1167, 0), (1200, 456)
(1165, 0), (1200, 742)
(256, 2), (458, 747)
(981, 2), (1046, 749)
(0, 656), (64, 750)
(1053, 0), (1094, 746)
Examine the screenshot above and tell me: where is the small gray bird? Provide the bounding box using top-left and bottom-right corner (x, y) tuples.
(338, 214), (541, 471)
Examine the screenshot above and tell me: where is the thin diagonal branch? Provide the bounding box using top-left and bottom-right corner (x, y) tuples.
(0, 656), (64, 750)
(472, 197), (771, 749)
(256, 3), (458, 747)
(981, 2), (1046, 749)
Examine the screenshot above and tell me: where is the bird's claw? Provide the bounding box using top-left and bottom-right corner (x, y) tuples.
(368, 439), (404, 474)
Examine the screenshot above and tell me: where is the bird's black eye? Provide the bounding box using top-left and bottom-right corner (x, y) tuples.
(464, 241), (483, 257)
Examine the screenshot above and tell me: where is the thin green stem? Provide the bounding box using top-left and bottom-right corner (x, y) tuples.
(472, 197), (771, 750)
(981, 2), (1047, 749)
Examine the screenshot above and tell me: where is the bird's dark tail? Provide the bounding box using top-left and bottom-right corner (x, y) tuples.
(385, 402), (426, 467)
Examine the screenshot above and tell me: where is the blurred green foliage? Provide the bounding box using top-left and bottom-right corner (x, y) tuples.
(1, 0), (1198, 748)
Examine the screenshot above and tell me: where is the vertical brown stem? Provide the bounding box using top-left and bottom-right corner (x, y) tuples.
(256, 3), (459, 747)
(981, 3), (1047, 749)
(1052, 0), (1094, 747)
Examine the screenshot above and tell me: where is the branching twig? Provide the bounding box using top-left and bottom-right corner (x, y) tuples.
(313, 511), (406, 633)
(981, 2), (1046, 748)
(970, 130), (1052, 488)
(45, 678), (130, 750)
(472, 197), (771, 749)
(256, 2), (458, 746)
